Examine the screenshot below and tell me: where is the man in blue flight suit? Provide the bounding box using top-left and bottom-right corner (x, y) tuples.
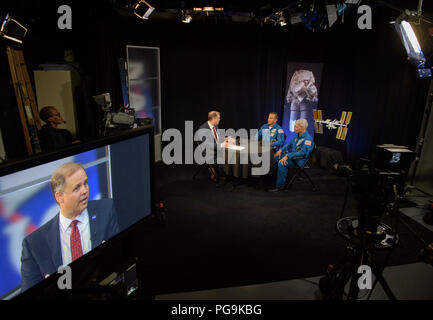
(269, 118), (314, 192)
(255, 112), (285, 159)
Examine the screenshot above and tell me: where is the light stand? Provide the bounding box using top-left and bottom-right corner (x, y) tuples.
(409, 88), (433, 187)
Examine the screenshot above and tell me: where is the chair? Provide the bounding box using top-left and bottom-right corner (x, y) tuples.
(192, 163), (218, 183)
(192, 140), (219, 185)
(283, 144), (316, 191)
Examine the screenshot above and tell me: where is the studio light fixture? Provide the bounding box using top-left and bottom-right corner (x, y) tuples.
(392, 11), (433, 73)
(192, 7), (223, 13)
(385, 0), (433, 76)
(278, 11), (287, 27)
(133, 0), (155, 20)
(181, 10), (192, 23)
(0, 13), (27, 44)
(401, 21), (424, 62)
(393, 20), (424, 66)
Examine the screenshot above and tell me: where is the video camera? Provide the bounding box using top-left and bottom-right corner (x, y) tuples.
(319, 145), (429, 300)
(93, 93), (136, 136)
(336, 145), (415, 235)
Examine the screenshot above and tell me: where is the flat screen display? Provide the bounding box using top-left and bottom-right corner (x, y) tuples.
(0, 129), (153, 299)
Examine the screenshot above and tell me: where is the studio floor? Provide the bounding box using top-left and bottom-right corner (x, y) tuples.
(156, 262), (433, 300)
(144, 163), (433, 299)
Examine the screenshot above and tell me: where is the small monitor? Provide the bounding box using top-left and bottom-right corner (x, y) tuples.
(0, 127), (154, 299)
(417, 68), (432, 78)
(375, 145), (415, 173)
(389, 152), (401, 164)
(0, 14), (28, 44)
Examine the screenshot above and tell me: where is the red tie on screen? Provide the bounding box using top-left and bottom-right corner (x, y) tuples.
(212, 127), (219, 142)
(70, 220), (83, 261)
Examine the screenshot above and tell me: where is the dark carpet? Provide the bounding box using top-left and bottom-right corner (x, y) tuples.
(136, 164), (433, 295)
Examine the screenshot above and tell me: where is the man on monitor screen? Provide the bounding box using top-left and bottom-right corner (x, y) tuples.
(20, 162), (120, 291)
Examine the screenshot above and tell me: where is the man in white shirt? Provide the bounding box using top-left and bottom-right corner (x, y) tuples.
(197, 110), (234, 182)
(20, 162), (120, 291)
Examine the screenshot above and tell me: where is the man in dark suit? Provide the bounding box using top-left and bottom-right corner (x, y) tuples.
(20, 162), (120, 292)
(38, 106), (80, 152)
(197, 111), (233, 182)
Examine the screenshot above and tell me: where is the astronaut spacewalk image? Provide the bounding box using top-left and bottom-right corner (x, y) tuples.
(282, 63), (323, 143)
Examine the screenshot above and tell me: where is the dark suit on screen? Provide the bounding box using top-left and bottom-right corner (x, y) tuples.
(20, 199), (120, 292)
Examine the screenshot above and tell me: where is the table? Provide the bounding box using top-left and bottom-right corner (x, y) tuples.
(223, 138), (274, 179)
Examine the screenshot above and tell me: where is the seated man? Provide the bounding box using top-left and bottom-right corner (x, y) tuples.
(255, 112), (285, 157)
(269, 119), (314, 192)
(197, 110), (233, 182)
(38, 106), (80, 152)
(20, 162), (120, 291)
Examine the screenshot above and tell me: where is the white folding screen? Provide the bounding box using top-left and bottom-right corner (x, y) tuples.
(126, 46), (162, 162)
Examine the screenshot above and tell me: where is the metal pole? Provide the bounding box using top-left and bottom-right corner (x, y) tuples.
(410, 80), (433, 186)
(417, 0), (423, 18)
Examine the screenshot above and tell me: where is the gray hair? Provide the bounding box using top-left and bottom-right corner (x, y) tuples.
(295, 119), (308, 129)
(50, 162), (85, 198)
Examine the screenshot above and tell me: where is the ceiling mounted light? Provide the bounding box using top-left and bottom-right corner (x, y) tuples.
(183, 15), (192, 23)
(181, 10), (192, 23)
(203, 7), (215, 12)
(278, 11), (287, 27)
(134, 0), (155, 20)
(392, 13), (433, 68)
(0, 13), (27, 44)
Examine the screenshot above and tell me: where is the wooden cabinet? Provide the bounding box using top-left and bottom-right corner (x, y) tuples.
(34, 69), (80, 137)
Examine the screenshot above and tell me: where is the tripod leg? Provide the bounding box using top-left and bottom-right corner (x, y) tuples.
(366, 278), (379, 300)
(344, 261), (362, 300)
(365, 267), (397, 300)
(339, 181), (350, 220)
(192, 166), (202, 180)
(375, 271), (397, 300)
(348, 275), (360, 300)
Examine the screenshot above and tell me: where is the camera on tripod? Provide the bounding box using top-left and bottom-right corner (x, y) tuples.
(336, 145), (415, 242)
(318, 145), (416, 300)
(93, 93), (136, 136)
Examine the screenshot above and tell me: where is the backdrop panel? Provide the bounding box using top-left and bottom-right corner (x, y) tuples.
(282, 62), (323, 144)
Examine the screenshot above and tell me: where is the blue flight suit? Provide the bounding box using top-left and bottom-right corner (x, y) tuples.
(275, 131), (314, 187)
(256, 123), (285, 156)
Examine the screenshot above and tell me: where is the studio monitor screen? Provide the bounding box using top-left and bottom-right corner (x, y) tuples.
(0, 127), (154, 299)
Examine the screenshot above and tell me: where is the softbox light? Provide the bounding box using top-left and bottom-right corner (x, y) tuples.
(134, 0), (154, 20)
(392, 19), (433, 67)
(0, 14), (27, 44)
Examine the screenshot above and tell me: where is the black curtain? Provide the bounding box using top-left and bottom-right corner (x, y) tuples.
(158, 23), (288, 132)
(315, 7), (430, 161)
(0, 2), (431, 162)
(78, 7), (432, 162)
